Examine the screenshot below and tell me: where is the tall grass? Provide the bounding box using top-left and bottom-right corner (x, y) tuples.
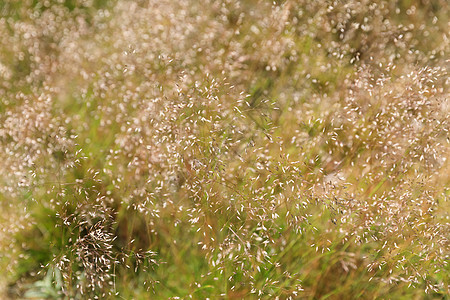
(0, 0), (448, 298)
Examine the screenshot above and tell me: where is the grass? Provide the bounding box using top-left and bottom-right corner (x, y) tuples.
(0, 0), (449, 299)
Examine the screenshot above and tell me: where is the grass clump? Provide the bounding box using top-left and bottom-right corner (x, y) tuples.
(0, 0), (448, 299)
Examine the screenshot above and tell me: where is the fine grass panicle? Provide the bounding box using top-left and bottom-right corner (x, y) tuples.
(0, 0), (448, 299)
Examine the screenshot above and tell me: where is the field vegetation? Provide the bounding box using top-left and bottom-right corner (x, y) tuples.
(0, 0), (448, 298)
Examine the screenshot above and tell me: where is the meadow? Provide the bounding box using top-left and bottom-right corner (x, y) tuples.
(0, 0), (448, 298)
